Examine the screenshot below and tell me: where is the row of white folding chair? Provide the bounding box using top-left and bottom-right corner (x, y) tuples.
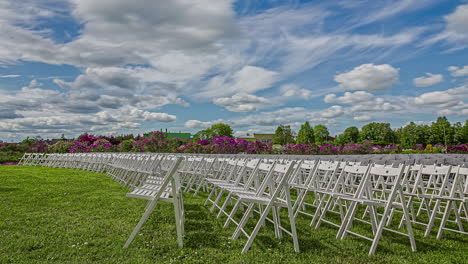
(398, 164), (467, 238)
(296, 161), (467, 255)
(306, 163), (416, 255)
(106, 154), (170, 189)
(18, 153), (46, 166)
(40, 153), (112, 172)
(204, 157), (300, 253)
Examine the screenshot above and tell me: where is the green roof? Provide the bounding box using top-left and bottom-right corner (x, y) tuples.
(253, 134), (275, 140)
(166, 132), (191, 139)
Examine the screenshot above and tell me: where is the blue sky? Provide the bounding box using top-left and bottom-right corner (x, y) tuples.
(0, 0), (467, 141)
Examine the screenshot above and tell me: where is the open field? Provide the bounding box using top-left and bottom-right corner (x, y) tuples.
(0, 166), (467, 264)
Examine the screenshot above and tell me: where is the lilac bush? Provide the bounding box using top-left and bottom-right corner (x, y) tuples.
(131, 131), (184, 152)
(4, 131), (466, 155)
(447, 144), (468, 153)
(86, 139), (115, 152)
(48, 141), (73, 153)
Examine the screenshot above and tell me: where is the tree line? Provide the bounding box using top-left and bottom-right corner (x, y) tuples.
(272, 117), (468, 147)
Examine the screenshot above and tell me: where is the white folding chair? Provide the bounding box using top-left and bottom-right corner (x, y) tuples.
(124, 157), (185, 248)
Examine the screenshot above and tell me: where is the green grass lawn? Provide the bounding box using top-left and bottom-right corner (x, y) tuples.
(0, 166), (467, 264)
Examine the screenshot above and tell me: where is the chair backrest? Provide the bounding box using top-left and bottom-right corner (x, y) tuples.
(334, 164), (370, 198)
(309, 160), (341, 192)
(365, 164), (406, 202)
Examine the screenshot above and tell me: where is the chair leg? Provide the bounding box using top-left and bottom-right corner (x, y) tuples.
(310, 194), (329, 227)
(424, 199), (441, 237)
(285, 188), (300, 253)
(218, 193), (233, 218)
(436, 200), (452, 240)
(338, 201), (358, 239)
(124, 201), (160, 248)
(241, 204), (272, 254)
(315, 196), (335, 230)
(398, 190), (417, 252)
(224, 199), (242, 228)
(173, 194), (184, 248)
(368, 205), (392, 255)
(232, 203), (255, 240)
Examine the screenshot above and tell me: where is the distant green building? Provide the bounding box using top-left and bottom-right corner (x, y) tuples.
(253, 133), (275, 143)
(237, 133), (275, 143)
(165, 132), (191, 140)
(144, 131), (192, 140)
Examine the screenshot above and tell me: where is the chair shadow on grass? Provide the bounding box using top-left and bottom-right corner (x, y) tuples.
(0, 187), (19, 192)
(183, 204), (224, 249)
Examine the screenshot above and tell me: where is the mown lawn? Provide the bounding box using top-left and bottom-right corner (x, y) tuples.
(0, 166), (466, 264)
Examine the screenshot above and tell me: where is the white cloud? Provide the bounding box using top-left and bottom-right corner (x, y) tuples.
(448, 65), (468, 77)
(349, 98), (403, 112)
(0, 1), (460, 139)
(213, 93), (272, 112)
(96, 106), (176, 123)
(280, 84), (312, 99)
(334, 64), (399, 91)
(437, 109), (464, 116)
(0, 75), (20, 78)
(199, 66), (279, 99)
(320, 105), (344, 118)
(414, 86), (468, 106)
(324, 91), (374, 104)
(353, 115), (373, 122)
(184, 120), (216, 129)
(425, 4), (468, 51)
(413, 73), (443, 87)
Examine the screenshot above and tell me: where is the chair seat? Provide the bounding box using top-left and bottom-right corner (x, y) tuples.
(234, 192), (287, 206)
(126, 188), (172, 201)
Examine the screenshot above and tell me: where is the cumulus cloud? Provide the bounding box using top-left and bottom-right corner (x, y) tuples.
(413, 73), (443, 87)
(96, 106), (176, 123)
(320, 105), (344, 118)
(280, 84), (312, 99)
(448, 65), (468, 77)
(334, 64), (399, 91)
(184, 119), (224, 129)
(213, 93), (272, 112)
(349, 97), (403, 112)
(324, 91), (374, 104)
(199, 66), (279, 99)
(353, 115), (373, 122)
(0, 0), (461, 140)
(414, 86), (468, 106)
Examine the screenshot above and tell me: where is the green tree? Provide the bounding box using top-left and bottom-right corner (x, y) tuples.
(428, 117), (454, 145)
(273, 125), (295, 145)
(314, 124), (329, 144)
(336, 126), (359, 144)
(359, 122), (396, 145)
(399, 122), (428, 148)
(193, 123), (233, 141)
(453, 121), (468, 144)
(210, 123), (233, 137)
(296, 122), (315, 144)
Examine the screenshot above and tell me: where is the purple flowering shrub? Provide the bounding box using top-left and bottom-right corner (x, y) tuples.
(86, 139), (115, 152)
(3, 131), (466, 156)
(282, 144), (319, 155)
(48, 141), (73, 153)
(69, 133), (116, 152)
(176, 136), (271, 154)
(131, 131), (184, 152)
(447, 144), (468, 153)
(411, 144), (425, 151)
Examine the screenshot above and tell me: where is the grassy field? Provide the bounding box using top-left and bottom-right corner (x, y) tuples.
(0, 166), (466, 264)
